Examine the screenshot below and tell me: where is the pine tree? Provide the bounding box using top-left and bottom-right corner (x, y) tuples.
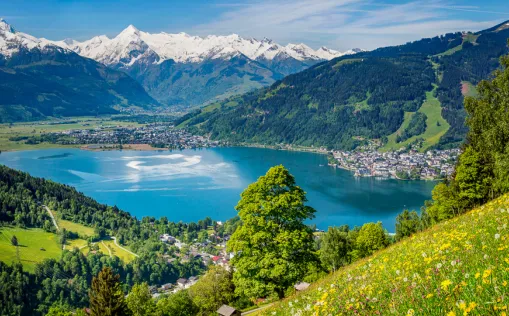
(89, 267), (130, 316)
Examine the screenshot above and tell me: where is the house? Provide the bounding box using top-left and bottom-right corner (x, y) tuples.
(177, 278), (188, 288)
(294, 282), (310, 291)
(188, 276), (199, 286)
(161, 283), (172, 291)
(217, 305), (240, 316)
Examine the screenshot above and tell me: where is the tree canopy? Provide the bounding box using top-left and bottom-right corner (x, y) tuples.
(227, 165), (317, 299)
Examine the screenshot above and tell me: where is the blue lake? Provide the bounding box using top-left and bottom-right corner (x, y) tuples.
(0, 147), (436, 231)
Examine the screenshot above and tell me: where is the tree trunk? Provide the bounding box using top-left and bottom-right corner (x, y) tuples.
(276, 288), (285, 300)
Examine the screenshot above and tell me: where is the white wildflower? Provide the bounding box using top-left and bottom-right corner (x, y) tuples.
(436, 263), (442, 269)
(495, 233), (501, 240)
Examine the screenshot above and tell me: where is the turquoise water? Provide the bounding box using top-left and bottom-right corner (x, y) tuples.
(0, 147), (436, 231)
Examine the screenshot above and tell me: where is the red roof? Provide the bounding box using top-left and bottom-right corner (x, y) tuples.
(212, 256), (221, 262)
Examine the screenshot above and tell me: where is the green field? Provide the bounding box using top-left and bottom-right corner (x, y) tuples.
(80, 238), (136, 263)
(0, 227), (62, 272)
(0, 116), (143, 151)
(59, 219), (95, 238)
(381, 85), (450, 152)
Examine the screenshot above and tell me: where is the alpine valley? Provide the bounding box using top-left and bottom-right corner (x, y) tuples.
(50, 25), (361, 109)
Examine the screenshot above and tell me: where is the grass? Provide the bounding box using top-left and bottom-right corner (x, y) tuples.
(0, 227), (62, 272)
(263, 194), (509, 315)
(0, 116), (143, 151)
(58, 219), (95, 238)
(66, 238), (88, 250)
(80, 238), (136, 263)
(381, 85), (450, 152)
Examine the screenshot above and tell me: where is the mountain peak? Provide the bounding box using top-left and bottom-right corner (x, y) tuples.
(0, 18), (15, 33)
(120, 24), (140, 36)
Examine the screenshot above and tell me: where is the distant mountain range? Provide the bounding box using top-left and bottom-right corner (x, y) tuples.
(0, 19), (158, 122)
(49, 25), (362, 108)
(178, 21), (509, 150)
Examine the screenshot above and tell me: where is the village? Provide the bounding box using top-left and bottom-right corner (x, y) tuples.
(55, 124), (221, 150)
(330, 147), (461, 180)
(148, 222), (234, 299)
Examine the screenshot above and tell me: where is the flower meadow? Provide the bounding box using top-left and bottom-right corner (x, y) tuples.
(263, 194), (509, 315)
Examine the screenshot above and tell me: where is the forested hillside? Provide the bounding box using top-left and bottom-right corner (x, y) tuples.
(179, 21), (509, 150)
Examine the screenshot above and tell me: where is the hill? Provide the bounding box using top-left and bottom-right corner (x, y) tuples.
(179, 21), (509, 150)
(0, 19), (159, 123)
(262, 193), (509, 315)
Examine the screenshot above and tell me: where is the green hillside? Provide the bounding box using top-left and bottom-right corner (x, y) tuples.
(262, 194), (509, 315)
(0, 227), (62, 272)
(178, 21), (509, 150)
(382, 85), (450, 151)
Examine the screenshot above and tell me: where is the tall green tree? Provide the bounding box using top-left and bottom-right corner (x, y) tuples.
(227, 165), (317, 299)
(156, 290), (198, 316)
(355, 222), (389, 258)
(395, 210), (421, 241)
(320, 226), (353, 272)
(89, 267), (130, 316)
(126, 283), (156, 316)
(189, 265), (235, 315)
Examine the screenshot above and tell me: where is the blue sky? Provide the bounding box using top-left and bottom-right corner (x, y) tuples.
(2, 0), (509, 50)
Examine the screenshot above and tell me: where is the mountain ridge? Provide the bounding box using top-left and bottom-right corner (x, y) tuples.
(48, 25), (362, 108)
(178, 20), (509, 150)
(0, 19), (159, 122)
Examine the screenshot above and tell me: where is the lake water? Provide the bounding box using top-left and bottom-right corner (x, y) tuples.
(0, 147), (436, 231)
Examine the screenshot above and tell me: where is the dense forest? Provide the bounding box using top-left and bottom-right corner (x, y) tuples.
(0, 165), (246, 314)
(178, 21), (509, 150)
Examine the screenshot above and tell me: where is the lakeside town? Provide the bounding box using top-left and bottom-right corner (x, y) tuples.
(50, 123), (221, 150)
(329, 147), (461, 180)
(9, 122), (460, 180)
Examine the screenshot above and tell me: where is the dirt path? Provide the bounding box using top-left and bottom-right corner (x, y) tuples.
(43, 205), (59, 232)
(242, 304), (273, 315)
(111, 237), (139, 257)
(101, 241), (112, 258)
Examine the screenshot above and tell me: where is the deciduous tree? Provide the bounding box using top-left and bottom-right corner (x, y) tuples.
(227, 165), (317, 299)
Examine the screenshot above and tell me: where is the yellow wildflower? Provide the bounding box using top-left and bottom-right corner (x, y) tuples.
(441, 279), (452, 290)
(447, 311), (456, 316)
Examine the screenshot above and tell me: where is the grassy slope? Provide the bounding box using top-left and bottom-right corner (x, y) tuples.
(263, 194), (509, 315)
(58, 219), (95, 238)
(381, 85), (450, 152)
(50, 210), (135, 262)
(0, 116), (142, 151)
(0, 227), (62, 272)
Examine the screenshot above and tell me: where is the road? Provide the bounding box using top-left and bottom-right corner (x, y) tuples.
(43, 205), (59, 232)
(111, 237), (139, 257)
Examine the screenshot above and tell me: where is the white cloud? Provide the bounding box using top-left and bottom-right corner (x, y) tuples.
(193, 0), (504, 50)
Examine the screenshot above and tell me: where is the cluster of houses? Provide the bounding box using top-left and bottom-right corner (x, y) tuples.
(331, 148), (460, 180)
(151, 231), (235, 297)
(54, 124), (220, 149)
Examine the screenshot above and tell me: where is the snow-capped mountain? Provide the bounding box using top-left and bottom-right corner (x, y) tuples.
(52, 25), (359, 69)
(0, 19), (158, 122)
(47, 25), (362, 108)
(0, 18), (66, 57)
